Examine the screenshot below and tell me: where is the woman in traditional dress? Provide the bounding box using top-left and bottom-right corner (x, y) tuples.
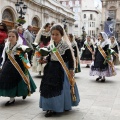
(32, 23), (51, 75)
(0, 22), (8, 64)
(39, 24), (80, 117)
(0, 29), (36, 106)
(90, 32), (116, 82)
(80, 36), (94, 68)
(68, 33), (81, 73)
(110, 36), (120, 65)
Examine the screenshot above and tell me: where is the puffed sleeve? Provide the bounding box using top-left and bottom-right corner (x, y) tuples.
(73, 46), (77, 58)
(113, 45), (119, 53)
(65, 49), (74, 70)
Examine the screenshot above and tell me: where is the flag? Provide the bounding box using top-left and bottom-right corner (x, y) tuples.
(104, 21), (115, 37)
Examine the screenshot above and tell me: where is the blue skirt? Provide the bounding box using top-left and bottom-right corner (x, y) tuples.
(39, 71), (80, 112)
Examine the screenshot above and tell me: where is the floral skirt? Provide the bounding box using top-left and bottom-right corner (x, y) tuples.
(90, 62), (116, 77)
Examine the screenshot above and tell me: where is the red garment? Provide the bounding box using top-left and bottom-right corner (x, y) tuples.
(0, 30), (8, 44)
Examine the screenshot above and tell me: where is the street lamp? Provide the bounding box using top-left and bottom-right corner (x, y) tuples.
(82, 26), (85, 41)
(62, 18), (67, 33)
(15, 0), (27, 19)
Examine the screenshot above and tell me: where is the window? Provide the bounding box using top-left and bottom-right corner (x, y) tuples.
(90, 30), (91, 35)
(74, 14), (78, 20)
(75, 0), (79, 6)
(90, 14), (93, 20)
(92, 30), (94, 35)
(69, 1), (73, 7)
(62, 2), (66, 6)
(84, 14), (86, 18)
(90, 22), (91, 27)
(108, 10), (116, 19)
(2, 9), (14, 21)
(32, 17), (39, 27)
(73, 8), (79, 13)
(92, 22), (94, 27)
(75, 24), (78, 27)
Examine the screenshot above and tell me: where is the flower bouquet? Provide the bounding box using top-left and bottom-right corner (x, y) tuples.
(16, 45), (32, 69)
(35, 47), (50, 64)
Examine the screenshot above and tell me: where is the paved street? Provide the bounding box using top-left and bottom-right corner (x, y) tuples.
(0, 64), (120, 120)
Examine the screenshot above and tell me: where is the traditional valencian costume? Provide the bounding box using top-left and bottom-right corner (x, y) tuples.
(39, 25), (80, 116)
(32, 26), (51, 75)
(90, 32), (116, 82)
(80, 39), (94, 67)
(71, 40), (81, 73)
(110, 37), (120, 65)
(0, 41), (36, 99)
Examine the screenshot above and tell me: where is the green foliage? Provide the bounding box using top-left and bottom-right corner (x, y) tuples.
(16, 18), (26, 25)
(103, 49), (112, 64)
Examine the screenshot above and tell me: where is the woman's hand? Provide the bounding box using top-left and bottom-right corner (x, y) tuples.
(39, 59), (47, 64)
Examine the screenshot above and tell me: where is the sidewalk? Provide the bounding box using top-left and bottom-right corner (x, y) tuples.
(0, 65), (120, 120)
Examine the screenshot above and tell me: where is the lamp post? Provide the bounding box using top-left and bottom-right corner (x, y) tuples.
(62, 18), (67, 33)
(15, 0), (27, 25)
(82, 26), (85, 41)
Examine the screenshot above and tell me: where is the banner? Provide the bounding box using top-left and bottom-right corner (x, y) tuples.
(104, 21), (115, 37)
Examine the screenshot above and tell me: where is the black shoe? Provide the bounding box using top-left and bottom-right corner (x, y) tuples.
(45, 110), (56, 117)
(101, 79), (105, 82)
(5, 99), (15, 106)
(22, 96), (27, 100)
(39, 71), (41, 76)
(86, 65), (90, 68)
(96, 77), (102, 81)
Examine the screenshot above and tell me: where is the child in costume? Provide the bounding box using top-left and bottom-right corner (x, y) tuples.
(0, 29), (36, 106)
(32, 23), (51, 75)
(68, 33), (81, 73)
(39, 24), (80, 117)
(80, 36), (94, 68)
(90, 32), (116, 82)
(110, 36), (120, 65)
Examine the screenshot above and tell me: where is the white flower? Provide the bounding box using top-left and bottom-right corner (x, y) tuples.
(81, 47), (85, 50)
(33, 42), (38, 46)
(20, 45), (29, 51)
(94, 46), (97, 48)
(110, 49), (115, 53)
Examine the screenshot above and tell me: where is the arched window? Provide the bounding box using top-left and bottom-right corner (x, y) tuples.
(108, 6), (116, 19)
(2, 9), (14, 21)
(32, 17), (40, 34)
(32, 17), (39, 27)
(2, 9), (15, 29)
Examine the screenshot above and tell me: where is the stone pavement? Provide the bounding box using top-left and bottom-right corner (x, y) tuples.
(0, 64), (120, 120)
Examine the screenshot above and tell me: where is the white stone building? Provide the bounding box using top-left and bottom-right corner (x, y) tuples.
(58, 0), (82, 37)
(0, 0), (75, 33)
(82, 0), (102, 37)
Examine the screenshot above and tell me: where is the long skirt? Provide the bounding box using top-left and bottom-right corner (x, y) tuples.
(89, 61), (116, 77)
(0, 59), (37, 97)
(40, 62), (80, 112)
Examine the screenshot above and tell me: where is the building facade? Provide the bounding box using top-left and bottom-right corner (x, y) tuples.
(0, 0), (75, 33)
(82, 0), (102, 37)
(101, 0), (120, 40)
(58, 0), (82, 37)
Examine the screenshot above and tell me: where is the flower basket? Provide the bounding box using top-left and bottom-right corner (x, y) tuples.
(17, 18), (26, 25)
